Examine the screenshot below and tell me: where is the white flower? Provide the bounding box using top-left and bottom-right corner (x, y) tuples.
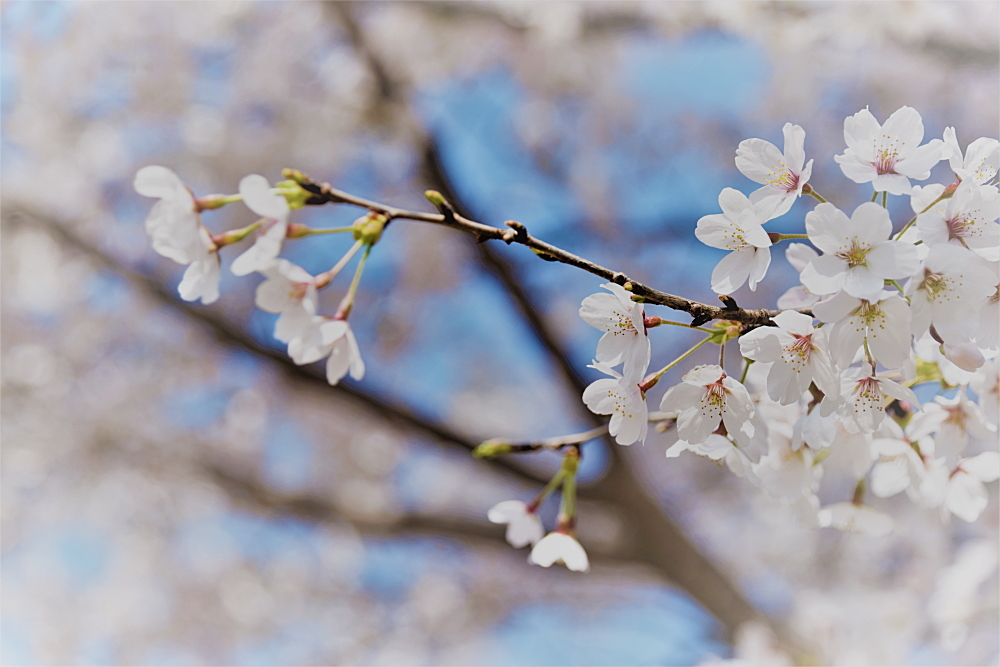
(975, 260), (999, 350)
(255, 259), (318, 343)
(134, 165), (205, 264)
(970, 359), (999, 427)
(942, 127), (1000, 185)
(818, 502), (894, 537)
(528, 532), (589, 572)
(582, 362), (648, 446)
(812, 290), (912, 370)
(777, 243), (823, 309)
(801, 202), (921, 299)
(915, 179), (1000, 261)
(908, 245), (996, 346)
(176, 230), (221, 305)
(695, 188), (772, 294)
(752, 432), (816, 500)
(869, 435), (929, 500)
(735, 122), (814, 219)
(943, 452), (1000, 522)
(660, 365), (757, 447)
(909, 392), (995, 464)
(288, 317), (365, 385)
(487, 500), (544, 548)
(578, 283), (650, 381)
(837, 372), (921, 435)
(738, 310), (839, 405)
(666, 434), (759, 485)
(835, 106), (943, 195)
(230, 174), (291, 276)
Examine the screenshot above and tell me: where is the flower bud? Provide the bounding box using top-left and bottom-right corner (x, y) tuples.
(472, 439), (514, 458)
(352, 212), (387, 246)
(274, 179), (312, 210)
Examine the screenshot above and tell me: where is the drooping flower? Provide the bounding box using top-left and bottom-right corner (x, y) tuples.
(528, 531), (590, 572)
(255, 259), (318, 343)
(942, 127), (1000, 185)
(738, 310), (839, 405)
(777, 243), (824, 309)
(837, 371), (921, 435)
(487, 500), (545, 548)
(288, 317), (365, 385)
(230, 174), (291, 276)
(735, 122), (814, 219)
(869, 435), (929, 500)
(666, 434), (759, 485)
(835, 106), (944, 195)
(915, 179), (1000, 261)
(908, 245), (996, 346)
(579, 283), (650, 381)
(800, 202), (921, 299)
(908, 391), (996, 464)
(582, 362), (648, 446)
(134, 166), (221, 304)
(752, 430), (817, 500)
(660, 365), (757, 447)
(812, 290), (912, 370)
(923, 452), (1000, 522)
(695, 188), (772, 294)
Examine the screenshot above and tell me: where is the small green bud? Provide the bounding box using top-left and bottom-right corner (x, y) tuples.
(472, 439), (513, 458)
(707, 319), (740, 345)
(282, 168), (309, 185)
(275, 179), (312, 210)
(352, 212), (388, 246)
(424, 190), (447, 207)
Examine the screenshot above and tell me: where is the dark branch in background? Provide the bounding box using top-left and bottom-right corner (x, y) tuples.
(5, 207), (810, 657)
(324, 4), (810, 656)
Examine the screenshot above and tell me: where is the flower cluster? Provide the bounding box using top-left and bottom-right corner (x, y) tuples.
(570, 106), (998, 549)
(135, 168), (378, 386)
(136, 106), (998, 573)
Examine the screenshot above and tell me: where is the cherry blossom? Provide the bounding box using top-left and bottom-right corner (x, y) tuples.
(735, 122), (814, 219)
(578, 283), (650, 381)
(800, 202), (920, 299)
(915, 179), (1000, 261)
(812, 290), (911, 370)
(582, 362), (648, 446)
(694, 188), (772, 294)
(975, 260), (999, 350)
(738, 310), (839, 405)
(869, 433), (931, 500)
(487, 500), (544, 548)
(908, 392), (995, 464)
(255, 259), (318, 343)
(528, 531), (590, 572)
(665, 434), (759, 485)
(660, 365), (757, 447)
(932, 452), (1000, 522)
(942, 127), (1000, 185)
(818, 502), (894, 537)
(836, 372), (921, 435)
(753, 432), (817, 501)
(135, 166), (221, 304)
(835, 106), (943, 195)
(970, 359), (999, 427)
(288, 317), (365, 385)
(230, 174), (291, 276)
(907, 245), (996, 346)
(777, 243), (823, 309)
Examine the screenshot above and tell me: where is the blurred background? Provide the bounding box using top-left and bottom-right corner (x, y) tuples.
(2, 2), (998, 665)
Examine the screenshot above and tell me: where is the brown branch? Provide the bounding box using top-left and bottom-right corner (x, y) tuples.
(294, 169), (800, 328)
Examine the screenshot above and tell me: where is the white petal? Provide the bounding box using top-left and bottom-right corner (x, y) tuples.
(240, 174), (290, 221)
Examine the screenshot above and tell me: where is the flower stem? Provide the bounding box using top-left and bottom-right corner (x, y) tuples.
(196, 193), (243, 211)
(881, 191), (887, 208)
(718, 338), (726, 369)
(802, 184), (827, 203)
(863, 337), (876, 373)
(527, 467), (566, 513)
(300, 226), (356, 236)
(334, 243), (372, 320)
(870, 190), (880, 203)
(851, 477), (866, 506)
(649, 336), (713, 382)
(767, 233), (810, 243)
(739, 357), (754, 384)
(315, 239), (363, 289)
(893, 191), (949, 241)
(559, 448), (580, 522)
(211, 220), (262, 248)
(645, 316), (712, 333)
(887, 279), (906, 296)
